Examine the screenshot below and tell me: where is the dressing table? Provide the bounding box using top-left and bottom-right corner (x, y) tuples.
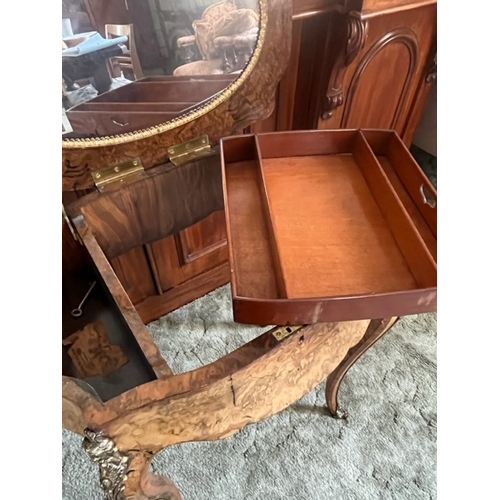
(62, 1), (437, 498)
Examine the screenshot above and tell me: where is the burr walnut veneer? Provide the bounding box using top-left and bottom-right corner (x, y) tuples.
(62, 127), (436, 499)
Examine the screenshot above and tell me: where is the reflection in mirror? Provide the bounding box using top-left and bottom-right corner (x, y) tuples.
(62, 0), (260, 138)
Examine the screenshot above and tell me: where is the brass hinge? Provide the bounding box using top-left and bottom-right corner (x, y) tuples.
(272, 325), (304, 341)
(167, 135), (214, 167)
(91, 158), (145, 193)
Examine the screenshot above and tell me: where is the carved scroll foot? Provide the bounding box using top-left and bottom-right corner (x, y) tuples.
(325, 317), (397, 417)
(82, 428), (182, 500)
(82, 428), (131, 499)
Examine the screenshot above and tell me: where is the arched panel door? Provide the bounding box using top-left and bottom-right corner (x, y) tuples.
(341, 28), (418, 131)
(318, 2), (436, 142)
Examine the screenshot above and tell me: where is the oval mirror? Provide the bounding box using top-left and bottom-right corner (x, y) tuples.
(62, 0), (260, 142)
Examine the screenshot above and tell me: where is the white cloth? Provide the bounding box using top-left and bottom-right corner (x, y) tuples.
(62, 32), (128, 57)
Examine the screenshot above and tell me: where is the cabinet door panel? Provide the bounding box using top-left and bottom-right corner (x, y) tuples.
(111, 247), (158, 304)
(108, 210), (228, 321)
(341, 37), (416, 130)
(176, 210), (227, 265)
(148, 210), (228, 292)
(318, 3), (436, 140)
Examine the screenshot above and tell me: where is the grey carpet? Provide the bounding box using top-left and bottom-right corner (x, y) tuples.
(62, 285), (436, 500)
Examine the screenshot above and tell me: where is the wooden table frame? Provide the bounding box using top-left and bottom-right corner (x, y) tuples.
(63, 306), (396, 500)
(62, 126), (435, 499)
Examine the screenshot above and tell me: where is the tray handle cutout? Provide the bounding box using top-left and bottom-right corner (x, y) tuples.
(420, 184), (436, 208)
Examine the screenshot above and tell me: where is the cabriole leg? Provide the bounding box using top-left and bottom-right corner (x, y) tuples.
(325, 317), (397, 418)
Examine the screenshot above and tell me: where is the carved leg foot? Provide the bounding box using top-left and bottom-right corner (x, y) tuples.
(325, 317), (397, 417)
(330, 407), (348, 420)
(82, 428), (182, 500)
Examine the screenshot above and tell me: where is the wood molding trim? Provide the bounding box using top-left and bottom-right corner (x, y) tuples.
(340, 27), (418, 128)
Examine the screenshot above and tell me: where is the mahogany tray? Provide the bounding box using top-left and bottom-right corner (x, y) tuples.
(221, 129), (437, 326)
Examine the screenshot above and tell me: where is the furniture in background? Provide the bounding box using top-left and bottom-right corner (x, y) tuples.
(82, 0), (164, 73)
(173, 0), (259, 76)
(62, 36), (126, 94)
(105, 23), (144, 80)
(257, 0), (437, 147)
(412, 80), (437, 157)
(152, 0), (253, 74)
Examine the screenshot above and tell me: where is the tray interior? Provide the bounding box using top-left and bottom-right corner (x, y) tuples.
(222, 130), (436, 303)
(362, 129), (437, 261)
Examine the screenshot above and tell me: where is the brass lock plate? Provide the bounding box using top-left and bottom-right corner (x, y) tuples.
(272, 325), (303, 341)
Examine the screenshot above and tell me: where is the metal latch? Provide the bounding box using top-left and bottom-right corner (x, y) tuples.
(167, 135), (214, 167)
(272, 325), (304, 341)
(91, 158), (145, 193)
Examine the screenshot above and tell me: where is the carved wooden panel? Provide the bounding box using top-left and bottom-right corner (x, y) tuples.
(321, 14), (367, 121)
(317, 3), (436, 142)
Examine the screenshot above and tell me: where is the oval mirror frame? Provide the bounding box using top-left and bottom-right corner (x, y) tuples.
(63, 0), (292, 191)
(63, 0), (265, 147)
(62, 0), (288, 147)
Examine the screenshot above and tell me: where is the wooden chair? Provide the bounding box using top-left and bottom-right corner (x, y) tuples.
(105, 24), (144, 80)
